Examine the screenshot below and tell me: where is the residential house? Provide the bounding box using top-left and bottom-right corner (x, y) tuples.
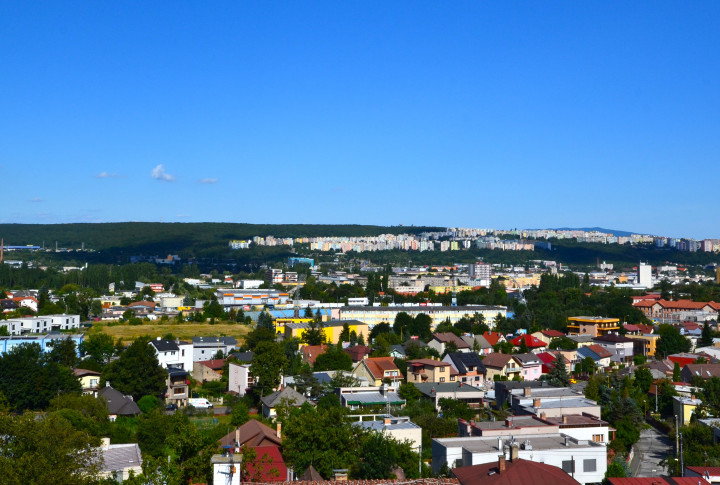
(149, 338), (193, 370)
(354, 416), (422, 452)
(337, 386), (405, 410)
(406, 358), (452, 383)
(192, 336), (237, 361)
(591, 334), (634, 364)
(685, 466), (720, 484)
(531, 329), (566, 345)
(389, 345), (407, 359)
(165, 367), (189, 407)
(482, 331), (505, 348)
(218, 420), (288, 482)
(537, 351), (571, 375)
(192, 359), (225, 383)
(460, 335), (493, 355)
(681, 364), (720, 383)
(98, 385), (141, 420)
(451, 458), (582, 485)
(261, 386), (309, 418)
(73, 368), (101, 395)
(482, 353), (521, 381)
(352, 356), (402, 386)
(301, 344), (327, 366)
(674, 395), (702, 425)
(509, 334), (547, 354)
(576, 346), (611, 369)
(219, 419), (283, 450)
(512, 353), (542, 381)
(344, 345), (372, 363)
(428, 332), (471, 355)
(443, 352), (487, 387)
(413, 381), (484, 411)
(228, 362), (254, 396)
(97, 439), (143, 482)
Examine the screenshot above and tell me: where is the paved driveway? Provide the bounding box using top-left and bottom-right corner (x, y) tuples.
(631, 427), (674, 477)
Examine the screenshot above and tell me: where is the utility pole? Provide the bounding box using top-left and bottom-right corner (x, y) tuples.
(680, 432), (684, 477)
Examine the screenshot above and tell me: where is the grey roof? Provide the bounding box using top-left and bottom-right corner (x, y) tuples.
(356, 417), (421, 432)
(149, 339), (179, 352)
(390, 345), (407, 357)
(412, 382), (484, 396)
(460, 335), (492, 350)
(513, 353), (541, 365)
(567, 335), (594, 343)
(193, 336), (237, 346)
(446, 352), (486, 374)
(341, 391), (405, 406)
(98, 386), (142, 416)
(261, 386), (309, 408)
(231, 351), (254, 362)
(100, 443), (142, 473)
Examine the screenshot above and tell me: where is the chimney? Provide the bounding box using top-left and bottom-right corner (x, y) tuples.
(524, 387), (531, 397)
(235, 428), (240, 449)
(510, 443), (519, 462)
(540, 412), (547, 420)
(505, 417), (513, 427)
(498, 455), (506, 473)
(533, 398), (541, 408)
(101, 437), (110, 450)
(276, 422), (282, 440)
(497, 437), (503, 451)
(384, 417), (392, 425)
(562, 415), (568, 424)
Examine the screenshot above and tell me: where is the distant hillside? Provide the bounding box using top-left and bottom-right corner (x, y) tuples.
(547, 227), (639, 237)
(0, 223), (443, 256)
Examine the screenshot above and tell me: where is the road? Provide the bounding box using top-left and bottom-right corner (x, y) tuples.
(631, 427), (674, 477)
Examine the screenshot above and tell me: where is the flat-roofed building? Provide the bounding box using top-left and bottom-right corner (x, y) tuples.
(337, 305), (507, 329)
(567, 317), (620, 337)
(284, 319), (369, 344)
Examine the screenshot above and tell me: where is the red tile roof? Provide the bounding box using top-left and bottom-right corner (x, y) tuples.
(541, 329), (565, 338)
(197, 359), (226, 370)
(510, 334), (547, 348)
(608, 478), (709, 485)
(686, 466), (720, 477)
(452, 459), (581, 485)
(344, 345), (372, 362)
(363, 357), (400, 379)
(301, 345), (327, 366)
(483, 331), (503, 346)
(245, 445), (287, 482)
(586, 344), (612, 359)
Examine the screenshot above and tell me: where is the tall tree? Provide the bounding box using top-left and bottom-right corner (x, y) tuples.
(101, 337), (167, 401)
(542, 354), (571, 387)
(250, 341), (289, 396)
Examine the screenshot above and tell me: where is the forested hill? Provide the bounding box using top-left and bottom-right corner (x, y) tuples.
(0, 223), (443, 254)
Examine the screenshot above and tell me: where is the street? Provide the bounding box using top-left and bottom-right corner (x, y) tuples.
(631, 427), (674, 477)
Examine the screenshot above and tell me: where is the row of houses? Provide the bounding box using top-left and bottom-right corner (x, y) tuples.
(0, 314), (80, 335)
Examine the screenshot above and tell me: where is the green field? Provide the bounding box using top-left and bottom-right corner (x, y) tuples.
(90, 321), (251, 343)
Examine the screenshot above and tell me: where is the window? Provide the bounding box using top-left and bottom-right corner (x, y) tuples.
(592, 434), (604, 442)
(439, 377), (445, 382)
(583, 459), (596, 472)
(561, 460), (574, 473)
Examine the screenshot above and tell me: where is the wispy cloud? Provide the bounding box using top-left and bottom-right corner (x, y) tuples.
(95, 171), (120, 179)
(29, 198), (44, 203)
(198, 178), (218, 184)
(151, 164), (175, 182)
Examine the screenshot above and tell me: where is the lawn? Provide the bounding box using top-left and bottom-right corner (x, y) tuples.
(90, 321), (251, 343)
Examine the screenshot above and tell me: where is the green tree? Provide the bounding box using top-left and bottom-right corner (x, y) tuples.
(314, 345), (353, 372)
(634, 367), (653, 394)
(79, 333), (116, 369)
(542, 354), (571, 387)
(250, 341), (289, 396)
(0, 343), (80, 411)
(673, 362), (682, 382)
(302, 320), (326, 346)
(700, 321), (715, 347)
(656, 324), (692, 357)
(0, 413), (103, 485)
(230, 402), (250, 427)
(549, 337), (578, 350)
(137, 395), (161, 413)
(48, 393), (110, 438)
(47, 337), (79, 368)
(101, 337), (167, 401)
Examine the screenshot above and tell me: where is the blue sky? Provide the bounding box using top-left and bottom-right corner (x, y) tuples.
(1, 2), (718, 239)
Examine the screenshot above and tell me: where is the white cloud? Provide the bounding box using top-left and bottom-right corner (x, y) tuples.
(151, 164), (175, 182)
(95, 171), (119, 179)
(199, 178), (218, 184)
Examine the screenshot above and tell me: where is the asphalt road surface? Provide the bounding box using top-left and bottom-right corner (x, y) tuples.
(631, 427), (674, 477)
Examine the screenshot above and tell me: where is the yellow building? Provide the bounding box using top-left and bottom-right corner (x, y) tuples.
(673, 395), (701, 425)
(496, 274), (542, 289)
(429, 285), (475, 294)
(285, 319), (369, 344)
(337, 305), (507, 329)
(73, 368), (101, 395)
(567, 316), (621, 337)
(274, 317), (314, 335)
(626, 334), (659, 357)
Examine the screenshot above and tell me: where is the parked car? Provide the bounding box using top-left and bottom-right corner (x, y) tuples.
(165, 403), (178, 411)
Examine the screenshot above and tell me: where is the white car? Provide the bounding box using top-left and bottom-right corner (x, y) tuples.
(188, 398), (213, 409)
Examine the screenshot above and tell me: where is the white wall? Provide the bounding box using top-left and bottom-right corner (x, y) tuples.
(228, 363), (251, 396)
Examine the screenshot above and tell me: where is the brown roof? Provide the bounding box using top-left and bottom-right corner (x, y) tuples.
(452, 459), (581, 485)
(73, 368), (101, 377)
(127, 300), (157, 307)
(363, 357), (400, 379)
(433, 332), (471, 349)
(407, 358), (450, 368)
(197, 359), (226, 370)
(682, 364), (720, 380)
(344, 345), (372, 362)
(301, 344), (328, 366)
(219, 419), (281, 449)
(481, 353), (513, 369)
(586, 344), (612, 359)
